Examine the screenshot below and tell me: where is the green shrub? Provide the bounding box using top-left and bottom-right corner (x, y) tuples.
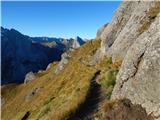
(37, 104), (51, 119)
(101, 69), (118, 89)
(100, 69), (118, 99)
(43, 96), (55, 105)
(106, 57), (112, 65)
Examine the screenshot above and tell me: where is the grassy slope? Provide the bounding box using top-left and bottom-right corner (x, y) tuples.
(2, 39), (101, 120)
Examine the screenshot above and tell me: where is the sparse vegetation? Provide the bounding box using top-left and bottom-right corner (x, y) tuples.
(96, 57), (112, 70)
(138, 2), (160, 34)
(96, 57), (121, 99)
(100, 69), (117, 89)
(100, 69), (118, 98)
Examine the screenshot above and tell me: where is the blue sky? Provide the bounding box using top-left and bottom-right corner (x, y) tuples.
(2, 1), (121, 39)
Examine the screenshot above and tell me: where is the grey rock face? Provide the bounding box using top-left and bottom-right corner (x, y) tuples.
(55, 52), (71, 74)
(54, 37), (85, 74)
(24, 72), (36, 84)
(46, 63), (52, 71)
(112, 12), (160, 119)
(100, 1), (138, 56)
(38, 70), (44, 74)
(69, 36), (85, 50)
(96, 23), (108, 39)
(101, 1), (160, 61)
(72, 38), (81, 49)
(109, 1), (160, 62)
(99, 1), (160, 119)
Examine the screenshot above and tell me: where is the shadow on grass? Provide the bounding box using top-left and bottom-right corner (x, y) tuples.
(68, 70), (102, 120)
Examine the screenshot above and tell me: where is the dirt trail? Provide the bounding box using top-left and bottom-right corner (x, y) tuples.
(68, 70), (104, 120)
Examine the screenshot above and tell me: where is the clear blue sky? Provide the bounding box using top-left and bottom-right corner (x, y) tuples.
(2, 1), (121, 39)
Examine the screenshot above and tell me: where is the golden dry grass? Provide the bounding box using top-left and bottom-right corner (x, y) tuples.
(2, 39), (101, 120)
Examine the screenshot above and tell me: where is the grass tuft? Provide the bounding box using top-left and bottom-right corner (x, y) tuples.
(100, 69), (118, 89)
(138, 2), (160, 34)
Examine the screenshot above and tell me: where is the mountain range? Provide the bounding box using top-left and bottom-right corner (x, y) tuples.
(1, 27), (85, 84)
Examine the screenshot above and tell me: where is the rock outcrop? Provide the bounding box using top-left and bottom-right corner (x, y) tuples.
(24, 72), (36, 84)
(100, 1), (138, 58)
(112, 12), (160, 119)
(55, 36), (85, 74)
(46, 63), (52, 71)
(100, 1), (160, 61)
(96, 23), (108, 39)
(55, 52), (71, 74)
(68, 36), (85, 50)
(99, 1), (160, 119)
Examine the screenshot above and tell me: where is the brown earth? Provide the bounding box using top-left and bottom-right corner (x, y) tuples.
(102, 99), (153, 120)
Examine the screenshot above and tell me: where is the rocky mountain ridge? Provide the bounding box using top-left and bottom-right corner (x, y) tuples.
(31, 36), (85, 51)
(1, 27), (85, 84)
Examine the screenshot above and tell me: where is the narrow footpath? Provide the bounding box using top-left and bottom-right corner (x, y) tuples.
(68, 70), (105, 120)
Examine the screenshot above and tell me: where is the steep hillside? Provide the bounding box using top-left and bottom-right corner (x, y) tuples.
(98, 1), (160, 119)
(2, 39), (101, 120)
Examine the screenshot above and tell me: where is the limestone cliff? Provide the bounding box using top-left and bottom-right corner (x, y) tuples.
(99, 1), (160, 119)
